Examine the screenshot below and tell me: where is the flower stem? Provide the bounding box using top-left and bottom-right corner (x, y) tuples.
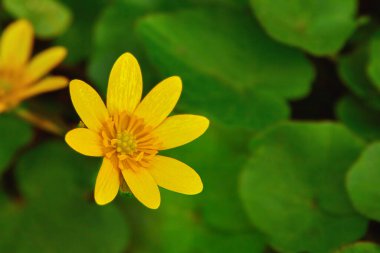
(13, 107), (64, 136)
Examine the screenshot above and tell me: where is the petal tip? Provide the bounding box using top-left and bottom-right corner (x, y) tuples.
(15, 19), (33, 30)
(200, 116), (210, 131)
(69, 80), (78, 94)
(194, 181), (204, 194)
(188, 174), (203, 195)
(55, 46), (68, 59)
(94, 195), (112, 206)
(137, 191), (161, 209)
(64, 131), (70, 144)
(61, 77), (69, 86)
(10, 19), (34, 38)
(54, 76), (69, 88)
(118, 52), (138, 65)
(146, 200), (161, 209)
(64, 130), (76, 151)
(170, 76), (182, 89)
(163, 76), (182, 97)
(69, 79), (85, 91)
(123, 51), (136, 58)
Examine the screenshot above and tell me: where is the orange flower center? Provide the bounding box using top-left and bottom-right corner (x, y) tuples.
(0, 78), (11, 93)
(0, 68), (22, 91)
(101, 112), (161, 171)
(115, 131), (137, 155)
(0, 68), (25, 112)
(0, 73), (13, 97)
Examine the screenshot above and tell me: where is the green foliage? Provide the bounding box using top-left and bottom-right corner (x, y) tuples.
(0, 141), (129, 253)
(2, 0), (72, 38)
(0, 113), (32, 174)
(335, 242), (380, 253)
(368, 31), (380, 90)
(121, 125), (266, 253)
(164, 124), (253, 232)
(138, 8), (314, 100)
(347, 142), (380, 221)
(250, 0), (358, 55)
(88, 0), (160, 93)
(240, 122), (367, 253)
(1, 0), (380, 252)
(126, 190), (266, 253)
(338, 41), (380, 110)
(137, 8), (315, 128)
(54, 0), (108, 64)
(336, 96), (380, 141)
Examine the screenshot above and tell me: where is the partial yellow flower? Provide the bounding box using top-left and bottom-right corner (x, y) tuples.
(0, 19), (68, 113)
(65, 52), (209, 209)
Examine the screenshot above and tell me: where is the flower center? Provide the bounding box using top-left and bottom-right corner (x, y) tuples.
(0, 78), (11, 96)
(101, 112), (161, 171)
(115, 131), (137, 155)
(0, 68), (29, 112)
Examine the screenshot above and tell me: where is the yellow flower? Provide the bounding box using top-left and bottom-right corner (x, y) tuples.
(0, 20), (68, 113)
(65, 52), (209, 209)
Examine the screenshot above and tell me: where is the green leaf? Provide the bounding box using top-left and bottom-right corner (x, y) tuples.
(138, 8), (314, 100)
(336, 96), (380, 141)
(367, 31), (380, 90)
(88, 0), (252, 92)
(3, 0), (72, 38)
(114, 123), (267, 253)
(54, 0), (108, 64)
(250, 0), (358, 55)
(335, 242), (380, 253)
(164, 124), (253, 232)
(0, 141), (129, 253)
(0, 192), (20, 250)
(201, 233), (266, 253)
(16, 140), (99, 205)
(128, 191), (266, 253)
(0, 113), (32, 175)
(126, 124), (266, 252)
(338, 45), (380, 110)
(137, 8), (314, 128)
(88, 0), (161, 94)
(240, 122), (368, 253)
(347, 142), (380, 221)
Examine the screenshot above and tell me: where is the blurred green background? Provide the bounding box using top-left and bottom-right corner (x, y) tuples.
(1, 0), (380, 252)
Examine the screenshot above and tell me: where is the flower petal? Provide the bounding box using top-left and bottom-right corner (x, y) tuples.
(17, 76), (68, 101)
(134, 76), (182, 128)
(23, 47), (67, 85)
(0, 20), (33, 69)
(153, 114), (209, 150)
(65, 128), (103, 156)
(107, 53), (142, 115)
(121, 168), (160, 209)
(95, 158), (120, 205)
(148, 156), (203, 195)
(70, 80), (109, 132)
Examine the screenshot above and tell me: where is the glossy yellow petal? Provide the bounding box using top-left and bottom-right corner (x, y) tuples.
(153, 114), (209, 150)
(121, 168), (160, 209)
(65, 128), (103, 156)
(95, 158), (120, 205)
(107, 53), (142, 115)
(148, 156), (203, 195)
(134, 76), (182, 128)
(23, 47), (67, 84)
(17, 76), (68, 101)
(0, 20), (33, 69)
(70, 80), (109, 132)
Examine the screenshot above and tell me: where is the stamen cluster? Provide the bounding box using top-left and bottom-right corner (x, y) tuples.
(101, 112), (161, 170)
